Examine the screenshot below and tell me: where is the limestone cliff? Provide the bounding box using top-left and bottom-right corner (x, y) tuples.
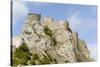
(12, 13), (94, 66)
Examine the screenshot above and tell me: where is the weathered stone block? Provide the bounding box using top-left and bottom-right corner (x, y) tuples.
(58, 20), (69, 30)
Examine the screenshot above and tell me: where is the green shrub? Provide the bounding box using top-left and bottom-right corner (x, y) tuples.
(44, 26), (57, 45)
(12, 43), (31, 66)
(39, 54), (51, 64)
(30, 53), (51, 65)
(44, 26), (53, 37)
(30, 53), (39, 65)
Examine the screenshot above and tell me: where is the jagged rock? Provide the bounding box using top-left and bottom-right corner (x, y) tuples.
(71, 32), (78, 50)
(12, 13), (94, 66)
(75, 39), (94, 62)
(58, 20), (69, 30)
(12, 35), (23, 49)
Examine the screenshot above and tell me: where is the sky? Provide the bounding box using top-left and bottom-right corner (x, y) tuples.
(12, 0), (97, 60)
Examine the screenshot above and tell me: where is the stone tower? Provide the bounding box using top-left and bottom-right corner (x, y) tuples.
(42, 16), (53, 26)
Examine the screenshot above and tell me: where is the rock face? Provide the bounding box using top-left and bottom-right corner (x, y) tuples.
(12, 13), (94, 66)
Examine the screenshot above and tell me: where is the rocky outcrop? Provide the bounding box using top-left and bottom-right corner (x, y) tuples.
(12, 13), (94, 66)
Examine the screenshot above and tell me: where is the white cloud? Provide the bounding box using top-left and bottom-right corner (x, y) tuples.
(67, 12), (81, 30)
(67, 11), (96, 31)
(13, 0), (29, 25)
(87, 43), (97, 61)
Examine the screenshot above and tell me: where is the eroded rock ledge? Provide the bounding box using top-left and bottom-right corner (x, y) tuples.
(12, 13), (94, 66)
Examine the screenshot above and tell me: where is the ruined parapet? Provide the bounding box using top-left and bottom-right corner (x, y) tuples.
(22, 13), (41, 33)
(28, 13), (41, 21)
(25, 13), (41, 24)
(58, 20), (72, 33)
(42, 16), (53, 26)
(58, 20), (69, 30)
(42, 16), (59, 33)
